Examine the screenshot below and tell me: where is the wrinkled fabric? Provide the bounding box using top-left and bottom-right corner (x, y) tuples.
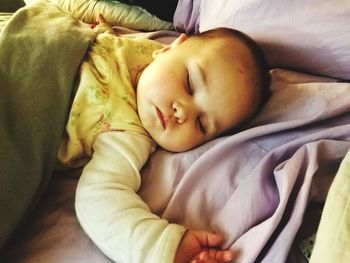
(173, 0), (200, 34)
(140, 69), (350, 262)
(173, 0), (350, 80)
(0, 0), (95, 249)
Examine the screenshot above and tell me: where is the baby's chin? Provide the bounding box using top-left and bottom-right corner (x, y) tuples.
(155, 138), (201, 153)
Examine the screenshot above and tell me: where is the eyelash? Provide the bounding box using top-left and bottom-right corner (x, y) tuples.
(187, 71), (205, 134)
(186, 71), (193, 95)
(197, 118), (206, 134)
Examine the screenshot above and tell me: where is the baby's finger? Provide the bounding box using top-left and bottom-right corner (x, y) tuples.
(208, 249), (217, 258)
(215, 250), (236, 262)
(97, 13), (107, 24)
(191, 254), (216, 263)
(193, 231), (224, 247)
(200, 249), (236, 262)
(199, 251), (209, 261)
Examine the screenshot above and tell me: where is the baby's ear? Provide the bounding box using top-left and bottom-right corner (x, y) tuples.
(169, 33), (188, 48)
(152, 33), (187, 59)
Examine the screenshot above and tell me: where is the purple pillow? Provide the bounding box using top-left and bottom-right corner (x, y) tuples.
(174, 0), (350, 80)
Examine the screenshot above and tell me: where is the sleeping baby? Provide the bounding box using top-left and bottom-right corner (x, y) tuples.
(59, 15), (270, 263)
(0, 7), (270, 260)
(55, 14), (271, 263)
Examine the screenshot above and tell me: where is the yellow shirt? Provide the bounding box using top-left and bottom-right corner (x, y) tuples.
(58, 32), (162, 167)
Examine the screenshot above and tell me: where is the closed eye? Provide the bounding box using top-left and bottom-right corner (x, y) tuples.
(186, 70), (193, 95)
(197, 117), (206, 134)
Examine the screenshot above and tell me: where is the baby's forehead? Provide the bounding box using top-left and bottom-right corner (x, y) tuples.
(196, 33), (248, 47)
(198, 39), (252, 68)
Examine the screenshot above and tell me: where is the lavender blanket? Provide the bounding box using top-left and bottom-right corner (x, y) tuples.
(4, 69), (350, 263)
(2, 3), (350, 260)
(139, 69), (350, 262)
(173, 0), (350, 80)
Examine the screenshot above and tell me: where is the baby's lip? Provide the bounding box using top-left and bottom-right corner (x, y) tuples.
(156, 107), (166, 129)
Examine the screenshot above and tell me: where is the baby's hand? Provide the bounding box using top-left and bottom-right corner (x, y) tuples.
(175, 230), (237, 263)
(91, 14), (114, 34)
(97, 13), (107, 24)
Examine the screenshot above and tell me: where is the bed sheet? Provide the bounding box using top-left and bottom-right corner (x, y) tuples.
(174, 0), (350, 80)
(3, 169), (113, 263)
(2, 1), (350, 263)
(3, 68), (350, 263)
(138, 69), (350, 262)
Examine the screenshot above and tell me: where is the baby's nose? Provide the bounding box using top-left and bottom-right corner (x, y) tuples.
(173, 101), (187, 124)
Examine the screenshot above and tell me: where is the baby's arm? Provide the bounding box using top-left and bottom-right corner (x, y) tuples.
(75, 131), (186, 263)
(76, 131), (235, 263)
(91, 13), (115, 34)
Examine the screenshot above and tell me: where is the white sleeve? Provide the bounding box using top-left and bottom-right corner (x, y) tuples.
(75, 131), (186, 263)
(26, 0), (172, 31)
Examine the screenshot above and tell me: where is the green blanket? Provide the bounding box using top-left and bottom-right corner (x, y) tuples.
(310, 150), (350, 262)
(0, 0), (95, 249)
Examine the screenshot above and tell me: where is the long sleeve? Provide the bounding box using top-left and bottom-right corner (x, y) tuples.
(24, 0), (172, 31)
(75, 131), (186, 263)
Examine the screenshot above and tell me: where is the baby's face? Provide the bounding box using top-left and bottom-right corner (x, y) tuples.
(137, 34), (258, 152)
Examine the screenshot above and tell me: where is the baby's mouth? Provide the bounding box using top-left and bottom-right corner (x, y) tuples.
(156, 107), (166, 129)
